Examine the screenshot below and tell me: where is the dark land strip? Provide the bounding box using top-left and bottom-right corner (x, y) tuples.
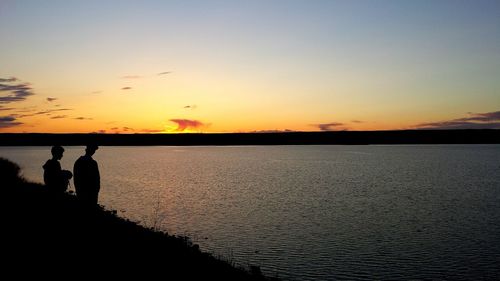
(1, 130), (499, 146)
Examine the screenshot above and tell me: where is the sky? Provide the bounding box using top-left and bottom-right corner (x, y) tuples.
(1, 0), (499, 133)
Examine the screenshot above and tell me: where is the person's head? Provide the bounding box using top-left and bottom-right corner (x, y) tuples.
(51, 145), (64, 160)
(85, 144), (98, 156)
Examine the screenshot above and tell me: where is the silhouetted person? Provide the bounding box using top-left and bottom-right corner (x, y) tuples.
(73, 145), (100, 205)
(43, 145), (73, 193)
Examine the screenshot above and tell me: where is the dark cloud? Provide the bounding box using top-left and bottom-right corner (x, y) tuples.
(122, 126), (134, 131)
(0, 78), (34, 104)
(184, 105), (197, 109)
(121, 87), (132, 90)
(170, 119), (205, 132)
(315, 122), (345, 131)
(351, 120), (363, 123)
(416, 121), (500, 130)
(0, 77), (18, 82)
(17, 108), (72, 118)
(46, 97), (57, 102)
(415, 110), (500, 129)
(50, 115), (67, 119)
(0, 107), (14, 111)
(158, 72), (171, 76)
(455, 111), (500, 122)
(0, 116), (22, 128)
(74, 117), (93, 120)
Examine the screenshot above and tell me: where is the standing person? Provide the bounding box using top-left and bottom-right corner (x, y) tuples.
(43, 145), (72, 193)
(73, 145), (100, 205)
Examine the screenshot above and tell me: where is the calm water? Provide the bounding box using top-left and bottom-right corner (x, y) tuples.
(1, 145), (500, 280)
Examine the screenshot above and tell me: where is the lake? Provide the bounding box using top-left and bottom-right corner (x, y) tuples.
(1, 145), (499, 280)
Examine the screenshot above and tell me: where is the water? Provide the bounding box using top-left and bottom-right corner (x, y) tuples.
(1, 145), (499, 280)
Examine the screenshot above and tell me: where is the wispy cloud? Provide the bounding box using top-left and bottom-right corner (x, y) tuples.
(15, 108), (72, 118)
(314, 122), (346, 131)
(250, 129), (295, 133)
(415, 110), (500, 129)
(184, 105), (197, 109)
(50, 115), (67, 119)
(107, 126), (163, 133)
(91, 91), (102, 94)
(140, 128), (164, 133)
(170, 119), (205, 132)
(0, 107), (14, 111)
(46, 97), (57, 102)
(121, 75), (143, 79)
(0, 77), (18, 82)
(0, 77), (34, 104)
(351, 120), (364, 123)
(158, 71), (172, 76)
(0, 116), (22, 128)
(74, 117), (93, 120)
(121, 87), (132, 90)
(456, 111), (500, 122)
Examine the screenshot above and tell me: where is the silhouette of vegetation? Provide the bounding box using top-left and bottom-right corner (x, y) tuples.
(0, 157), (278, 280)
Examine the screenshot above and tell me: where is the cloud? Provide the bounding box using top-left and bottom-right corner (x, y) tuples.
(0, 77), (18, 82)
(50, 115), (67, 119)
(250, 129), (295, 133)
(158, 71), (171, 76)
(46, 97), (57, 102)
(140, 129), (164, 133)
(121, 87), (132, 90)
(456, 111), (500, 122)
(74, 117), (93, 120)
(415, 110), (500, 129)
(0, 107), (14, 111)
(416, 121), (500, 130)
(0, 116), (22, 128)
(0, 78), (34, 104)
(169, 119), (205, 132)
(16, 108), (72, 118)
(184, 105), (197, 109)
(91, 91), (102, 94)
(122, 75), (142, 79)
(314, 122), (346, 131)
(351, 120), (364, 123)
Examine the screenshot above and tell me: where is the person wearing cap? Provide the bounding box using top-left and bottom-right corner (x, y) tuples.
(73, 145), (100, 205)
(43, 145), (73, 193)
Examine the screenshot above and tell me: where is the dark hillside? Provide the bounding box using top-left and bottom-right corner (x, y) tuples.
(0, 157), (276, 280)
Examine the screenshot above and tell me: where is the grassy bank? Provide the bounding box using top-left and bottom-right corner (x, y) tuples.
(0, 157), (278, 280)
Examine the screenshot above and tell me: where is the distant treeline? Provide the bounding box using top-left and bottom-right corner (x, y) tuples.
(1, 130), (499, 146)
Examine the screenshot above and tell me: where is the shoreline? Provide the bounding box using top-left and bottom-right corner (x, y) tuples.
(0, 130), (499, 146)
(0, 157), (278, 280)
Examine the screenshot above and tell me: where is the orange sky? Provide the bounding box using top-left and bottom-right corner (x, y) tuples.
(1, 1), (499, 133)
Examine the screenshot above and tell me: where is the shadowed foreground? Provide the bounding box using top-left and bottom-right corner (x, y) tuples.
(0, 157), (277, 280)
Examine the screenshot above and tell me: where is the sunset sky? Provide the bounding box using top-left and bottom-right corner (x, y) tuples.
(1, 0), (499, 133)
